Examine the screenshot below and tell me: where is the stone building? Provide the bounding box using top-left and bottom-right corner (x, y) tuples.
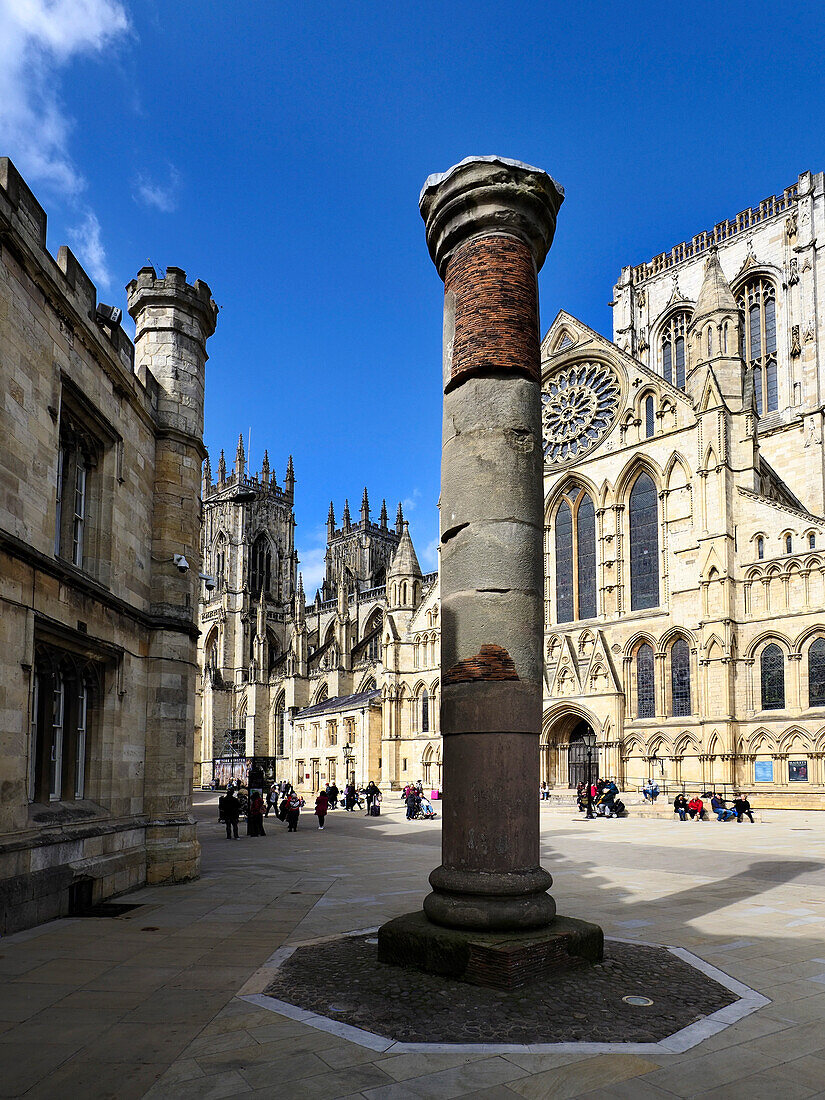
(195, 468), (443, 792)
(0, 158), (216, 932)
(541, 169), (825, 807)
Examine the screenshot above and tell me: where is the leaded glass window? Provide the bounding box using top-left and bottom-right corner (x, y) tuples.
(629, 473), (659, 610)
(760, 643), (785, 710)
(809, 639), (825, 707)
(250, 535), (271, 595)
(738, 279), (778, 415)
(645, 395), (655, 438)
(554, 486), (597, 623)
(757, 537), (764, 560)
(661, 313), (688, 390)
(637, 644), (655, 718)
(671, 638), (691, 717)
(421, 690), (429, 732)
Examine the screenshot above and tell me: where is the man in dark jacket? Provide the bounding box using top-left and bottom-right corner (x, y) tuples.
(673, 793), (688, 820)
(733, 794), (755, 823)
(328, 782), (339, 809)
(223, 790), (241, 839)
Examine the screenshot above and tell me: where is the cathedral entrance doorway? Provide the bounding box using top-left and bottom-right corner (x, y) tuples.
(541, 708), (600, 789)
(567, 722), (598, 788)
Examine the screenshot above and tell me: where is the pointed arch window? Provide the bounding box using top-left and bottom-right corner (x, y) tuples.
(214, 534), (227, 591)
(738, 278), (777, 415)
(661, 313), (688, 389)
(644, 395), (655, 439)
(554, 486), (597, 623)
(756, 536), (764, 560)
(760, 643), (785, 710)
(421, 689), (429, 732)
(250, 535), (272, 595)
(629, 473), (659, 610)
(636, 643), (655, 718)
(670, 638), (691, 717)
(809, 639), (825, 708)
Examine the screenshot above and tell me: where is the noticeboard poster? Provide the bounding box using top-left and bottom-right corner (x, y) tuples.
(754, 759), (773, 783)
(789, 759), (809, 782)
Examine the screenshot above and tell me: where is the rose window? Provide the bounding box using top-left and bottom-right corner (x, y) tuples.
(542, 362), (621, 464)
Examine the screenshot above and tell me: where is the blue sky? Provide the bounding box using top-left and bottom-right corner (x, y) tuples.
(2, 0), (825, 593)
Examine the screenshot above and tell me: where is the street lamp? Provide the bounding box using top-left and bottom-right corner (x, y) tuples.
(342, 741), (354, 785)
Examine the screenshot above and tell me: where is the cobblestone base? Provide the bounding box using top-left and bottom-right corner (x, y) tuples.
(264, 934), (738, 1044)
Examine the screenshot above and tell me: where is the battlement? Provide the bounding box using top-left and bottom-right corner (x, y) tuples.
(0, 157), (134, 375)
(127, 265), (218, 341)
(203, 468), (293, 504)
(627, 179), (800, 285)
(328, 518), (400, 542)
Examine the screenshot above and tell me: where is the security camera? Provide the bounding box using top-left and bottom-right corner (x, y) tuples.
(173, 554), (190, 573)
(199, 572), (216, 591)
(95, 303), (122, 328)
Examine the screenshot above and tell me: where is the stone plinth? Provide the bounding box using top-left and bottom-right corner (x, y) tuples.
(378, 910), (603, 989)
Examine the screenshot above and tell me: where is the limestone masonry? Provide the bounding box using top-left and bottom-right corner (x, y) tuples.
(0, 158), (216, 933)
(197, 168), (825, 811)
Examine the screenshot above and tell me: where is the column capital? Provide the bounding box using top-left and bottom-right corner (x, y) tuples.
(419, 156), (564, 279)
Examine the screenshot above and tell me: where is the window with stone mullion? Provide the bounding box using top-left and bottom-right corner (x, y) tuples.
(554, 486), (597, 623)
(636, 644), (655, 718)
(739, 279), (778, 415)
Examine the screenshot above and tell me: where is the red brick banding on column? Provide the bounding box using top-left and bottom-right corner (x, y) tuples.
(445, 644), (519, 684)
(445, 235), (539, 393)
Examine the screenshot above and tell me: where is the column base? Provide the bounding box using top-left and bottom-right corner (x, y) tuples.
(145, 820), (201, 885)
(378, 910), (603, 989)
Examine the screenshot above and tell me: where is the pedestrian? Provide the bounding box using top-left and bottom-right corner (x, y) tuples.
(315, 790), (329, 829)
(265, 786), (278, 817)
(733, 793), (755, 823)
(687, 794), (705, 821)
(223, 789), (241, 839)
(405, 788), (420, 820)
(328, 781), (339, 809)
(711, 793), (736, 821)
(541, 781), (548, 801)
(345, 783), (356, 812)
(248, 791), (266, 836)
(673, 793), (688, 820)
(365, 780), (381, 816)
(285, 792), (301, 832)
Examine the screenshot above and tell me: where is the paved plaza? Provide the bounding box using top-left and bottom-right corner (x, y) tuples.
(1, 795), (825, 1098)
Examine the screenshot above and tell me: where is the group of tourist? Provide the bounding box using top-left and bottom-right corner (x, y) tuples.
(402, 781), (438, 820)
(673, 792), (755, 822)
(576, 778), (626, 818)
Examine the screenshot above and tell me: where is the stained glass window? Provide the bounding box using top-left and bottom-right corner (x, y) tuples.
(739, 279), (778, 415)
(645, 395), (655, 438)
(637, 644), (655, 718)
(671, 638), (691, 717)
(661, 313), (688, 390)
(555, 487), (597, 623)
(809, 639), (825, 707)
(629, 473), (659, 610)
(760, 643), (785, 710)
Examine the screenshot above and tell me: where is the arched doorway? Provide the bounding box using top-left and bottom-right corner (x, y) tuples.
(567, 722), (597, 788)
(541, 708), (600, 789)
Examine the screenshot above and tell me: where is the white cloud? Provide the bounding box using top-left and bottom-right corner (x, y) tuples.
(421, 537), (439, 571)
(134, 165), (180, 213)
(402, 487), (422, 513)
(297, 528), (328, 599)
(68, 209), (111, 288)
(0, 0), (131, 196)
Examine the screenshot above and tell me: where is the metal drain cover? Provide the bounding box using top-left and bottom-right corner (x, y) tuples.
(622, 995), (654, 1006)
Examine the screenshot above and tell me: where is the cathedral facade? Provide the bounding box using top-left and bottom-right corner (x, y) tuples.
(541, 169), (825, 808)
(198, 169), (825, 808)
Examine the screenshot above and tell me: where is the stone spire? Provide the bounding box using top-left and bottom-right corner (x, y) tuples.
(285, 454), (295, 498)
(202, 453), (211, 495)
(380, 499), (388, 529)
(388, 520), (422, 583)
(218, 449), (226, 482)
(342, 499), (351, 530)
(260, 449), (270, 484)
(234, 433), (245, 478)
(687, 246), (744, 411)
(395, 501), (404, 535)
(692, 247), (737, 320)
(361, 486), (370, 525)
(327, 500), (336, 539)
(295, 572), (305, 625)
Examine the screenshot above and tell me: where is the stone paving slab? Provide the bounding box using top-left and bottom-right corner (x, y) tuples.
(0, 797), (823, 1096)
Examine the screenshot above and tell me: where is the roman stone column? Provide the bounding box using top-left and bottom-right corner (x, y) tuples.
(421, 157), (564, 931)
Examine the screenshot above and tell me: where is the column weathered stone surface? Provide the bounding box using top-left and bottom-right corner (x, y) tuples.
(379, 157), (603, 983)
